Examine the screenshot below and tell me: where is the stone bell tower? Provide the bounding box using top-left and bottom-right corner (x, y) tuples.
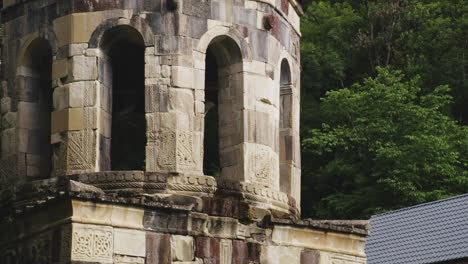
(0, 1), (368, 263)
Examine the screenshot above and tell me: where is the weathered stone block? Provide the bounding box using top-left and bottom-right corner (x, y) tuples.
(17, 102), (41, 129)
(69, 56), (98, 81)
(171, 66), (194, 88)
(51, 108), (84, 133)
(171, 235), (194, 261)
(195, 237), (220, 263)
(114, 228), (146, 257)
(1, 112), (16, 129)
(301, 249), (320, 264)
(0, 97), (11, 114)
(146, 232), (172, 264)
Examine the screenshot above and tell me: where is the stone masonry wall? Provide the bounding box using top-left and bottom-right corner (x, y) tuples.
(0, 194), (368, 264)
(0, 0), (302, 214)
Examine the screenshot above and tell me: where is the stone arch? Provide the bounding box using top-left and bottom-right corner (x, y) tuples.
(88, 17), (154, 48)
(279, 58), (294, 195)
(196, 26), (252, 63)
(97, 25), (146, 171)
(203, 35), (245, 180)
(18, 30), (58, 66)
(16, 37), (53, 180)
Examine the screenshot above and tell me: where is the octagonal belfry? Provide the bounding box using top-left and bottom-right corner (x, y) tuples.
(0, 1), (370, 264)
(0, 0), (302, 217)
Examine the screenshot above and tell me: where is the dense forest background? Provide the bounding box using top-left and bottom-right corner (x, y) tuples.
(300, 0), (467, 219)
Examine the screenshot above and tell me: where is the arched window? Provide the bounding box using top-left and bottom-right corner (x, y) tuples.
(203, 37), (243, 178)
(99, 26), (146, 171)
(17, 38), (53, 179)
(279, 59), (293, 194)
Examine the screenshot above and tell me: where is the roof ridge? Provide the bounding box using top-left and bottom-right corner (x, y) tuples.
(371, 193), (468, 218)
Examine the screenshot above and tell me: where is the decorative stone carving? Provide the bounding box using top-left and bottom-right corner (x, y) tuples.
(71, 224), (113, 263)
(177, 132), (196, 169)
(254, 147), (274, 187)
(220, 239), (232, 264)
(217, 179), (290, 211)
(167, 175), (216, 193)
(75, 171), (167, 192)
(68, 129), (95, 172)
(156, 130), (176, 171)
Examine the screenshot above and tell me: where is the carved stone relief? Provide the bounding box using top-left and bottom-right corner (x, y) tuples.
(177, 132), (196, 170)
(253, 145), (274, 187)
(71, 224), (113, 263)
(68, 129), (95, 172)
(155, 130), (176, 171)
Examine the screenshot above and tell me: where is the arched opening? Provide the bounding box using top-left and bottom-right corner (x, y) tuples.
(17, 38), (53, 179)
(279, 59), (293, 194)
(203, 36), (243, 178)
(100, 26), (146, 171)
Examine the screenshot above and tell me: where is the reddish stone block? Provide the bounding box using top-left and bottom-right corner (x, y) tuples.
(203, 198), (249, 219)
(146, 232), (171, 264)
(232, 241), (261, 264)
(247, 243), (261, 262)
(232, 240), (247, 264)
(196, 237), (220, 264)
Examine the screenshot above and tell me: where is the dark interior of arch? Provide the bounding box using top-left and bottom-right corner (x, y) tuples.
(204, 48), (220, 176)
(102, 26), (146, 171)
(280, 59), (292, 85)
(23, 38), (52, 179)
(203, 37), (242, 177)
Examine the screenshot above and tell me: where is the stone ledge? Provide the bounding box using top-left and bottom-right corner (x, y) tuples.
(1, 175), (301, 222)
(269, 217), (370, 236)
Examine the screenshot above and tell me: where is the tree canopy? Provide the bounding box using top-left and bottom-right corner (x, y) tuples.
(300, 0), (468, 219)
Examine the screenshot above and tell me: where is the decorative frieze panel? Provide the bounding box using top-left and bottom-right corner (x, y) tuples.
(71, 223), (113, 263)
(167, 174), (216, 193)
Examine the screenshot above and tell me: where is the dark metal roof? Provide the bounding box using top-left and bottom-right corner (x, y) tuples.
(366, 194), (468, 264)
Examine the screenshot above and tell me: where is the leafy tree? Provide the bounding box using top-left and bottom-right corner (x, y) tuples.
(302, 68), (468, 219)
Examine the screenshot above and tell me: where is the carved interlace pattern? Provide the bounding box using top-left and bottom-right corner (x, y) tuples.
(73, 232), (93, 257)
(71, 225), (113, 262)
(94, 232), (112, 258)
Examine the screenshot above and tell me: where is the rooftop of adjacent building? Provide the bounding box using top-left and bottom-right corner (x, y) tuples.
(366, 193), (468, 264)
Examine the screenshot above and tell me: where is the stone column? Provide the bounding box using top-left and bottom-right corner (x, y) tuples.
(51, 45), (99, 176)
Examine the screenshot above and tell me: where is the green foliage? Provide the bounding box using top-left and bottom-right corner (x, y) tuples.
(302, 68), (468, 219)
(300, 0), (468, 219)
